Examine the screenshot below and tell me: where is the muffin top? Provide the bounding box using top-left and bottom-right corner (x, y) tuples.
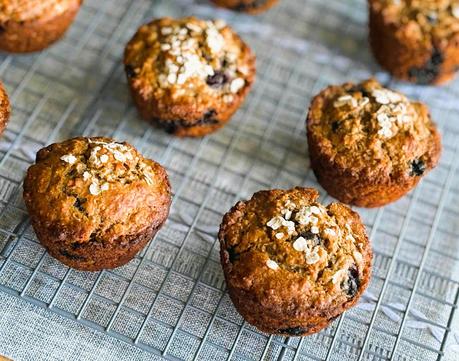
(0, 82), (10, 134)
(23, 137), (171, 245)
(0, 0), (81, 23)
(219, 188), (372, 311)
(124, 16), (255, 117)
(370, 0), (459, 40)
(307, 78), (441, 180)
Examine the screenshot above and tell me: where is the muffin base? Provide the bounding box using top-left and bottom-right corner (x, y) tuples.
(369, 5), (459, 85)
(224, 258), (372, 336)
(128, 82), (251, 138)
(33, 221), (164, 272)
(0, 2), (81, 53)
(211, 0), (278, 14)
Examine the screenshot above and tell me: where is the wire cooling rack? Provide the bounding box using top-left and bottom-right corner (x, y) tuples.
(1, 0), (459, 360)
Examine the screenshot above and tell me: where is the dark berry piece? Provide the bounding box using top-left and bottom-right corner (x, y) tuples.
(125, 65), (136, 79)
(278, 326), (308, 336)
(227, 246), (240, 263)
(348, 85), (371, 97)
(298, 230), (321, 246)
(410, 159), (426, 176)
(408, 48), (444, 85)
(60, 249), (86, 261)
(206, 71), (228, 88)
(157, 110), (219, 134)
(233, 0), (268, 11)
(331, 121), (340, 133)
(0, 25), (5, 34)
(73, 197), (86, 212)
(341, 266), (360, 298)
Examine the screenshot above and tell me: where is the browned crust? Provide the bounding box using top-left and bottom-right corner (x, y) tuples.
(218, 188), (372, 336)
(306, 84), (442, 208)
(0, 1), (81, 53)
(124, 19), (256, 138)
(23, 137), (172, 272)
(368, 0), (459, 85)
(0, 81), (10, 136)
(210, 0), (279, 14)
(34, 220), (162, 271)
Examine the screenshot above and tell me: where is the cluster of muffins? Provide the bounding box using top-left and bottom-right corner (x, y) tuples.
(0, 0), (449, 340)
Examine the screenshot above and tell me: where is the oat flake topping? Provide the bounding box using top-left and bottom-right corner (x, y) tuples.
(266, 200), (360, 271)
(129, 17), (250, 104)
(59, 139), (155, 196)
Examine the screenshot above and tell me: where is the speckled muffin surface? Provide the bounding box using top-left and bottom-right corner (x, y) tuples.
(210, 0), (278, 14)
(0, 0), (82, 53)
(0, 82), (10, 136)
(219, 187), (372, 336)
(307, 78), (441, 208)
(369, 0), (459, 84)
(124, 16), (256, 137)
(23, 137), (171, 271)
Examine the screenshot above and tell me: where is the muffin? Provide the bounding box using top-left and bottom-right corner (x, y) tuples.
(23, 137), (171, 271)
(210, 0), (278, 14)
(0, 0), (82, 53)
(369, 0), (459, 84)
(0, 81), (10, 136)
(124, 16), (256, 137)
(307, 78), (442, 208)
(219, 187), (372, 336)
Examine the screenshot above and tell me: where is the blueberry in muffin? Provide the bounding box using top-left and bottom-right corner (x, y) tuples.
(219, 187), (372, 336)
(307, 78), (442, 207)
(23, 137), (171, 271)
(124, 16), (256, 137)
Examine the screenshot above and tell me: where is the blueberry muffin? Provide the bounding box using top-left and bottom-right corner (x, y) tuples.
(369, 0), (459, 84)
(219, 187), (372, 336)
(23, 137), (171, 271)
(0, 81), (10, 136)
(0, 0), (82, 53)
(210, 0), (278, 14)
(307, 78), (442, 208)
(124, 17), (256, 137)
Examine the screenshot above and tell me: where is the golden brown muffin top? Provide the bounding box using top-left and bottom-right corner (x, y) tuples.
(0, 82), (10, 134)
(23, 137), (171, 246)
(370, 0), (459, 40)
(124, 16), (255, 111)
(0, 0), (81, 23)
(307, 78), (440, 180)
(219, 188), (372, 309)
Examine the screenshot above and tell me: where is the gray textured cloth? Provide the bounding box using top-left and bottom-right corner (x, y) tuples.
(0, 291), (162, 361)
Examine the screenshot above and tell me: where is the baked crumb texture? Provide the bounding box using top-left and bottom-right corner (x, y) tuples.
(307, 78), (442, 208)
(219, 187), (372, 336)
(23, 137), (172, 271)
(210, 0), (279, 14)
(124, 16), (256, 137)
(0, 0), (82, 53)
(369, 0), (459, 84)
(0, 81), (10, 136)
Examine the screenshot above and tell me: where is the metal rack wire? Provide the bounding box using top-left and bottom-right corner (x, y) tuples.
(0, 0), (459, 360)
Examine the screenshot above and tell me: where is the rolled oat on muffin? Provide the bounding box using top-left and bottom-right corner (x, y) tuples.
(219, 187), (372, 336)
(23, 137), (171, 271)
(124, 16), (256, 137)
(369, 0), (459, 84)
(307, 78), (442, 208)
(0, 0), (82, 53)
